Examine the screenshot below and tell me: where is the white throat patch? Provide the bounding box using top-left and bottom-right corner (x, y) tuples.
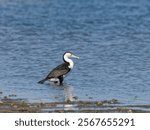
(68, 60), (74, 69)
(64, 54), (74, 69)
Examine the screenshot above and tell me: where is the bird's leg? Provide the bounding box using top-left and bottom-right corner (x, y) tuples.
(58, 76), (64, 85)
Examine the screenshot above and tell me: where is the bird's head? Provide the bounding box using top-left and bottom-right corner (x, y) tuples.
(63, 52), (79, 59)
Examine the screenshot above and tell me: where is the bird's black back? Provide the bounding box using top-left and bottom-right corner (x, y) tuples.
(46, 62), (70, 79)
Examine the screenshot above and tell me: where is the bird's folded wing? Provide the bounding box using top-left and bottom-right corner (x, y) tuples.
(46, 62), (70, 78)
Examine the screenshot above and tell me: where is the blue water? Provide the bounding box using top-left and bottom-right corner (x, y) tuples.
(0, 0), (150, 105)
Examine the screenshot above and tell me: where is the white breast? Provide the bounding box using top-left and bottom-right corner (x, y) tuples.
(64, 54), (74, 69)
(68, 60), (74, 69)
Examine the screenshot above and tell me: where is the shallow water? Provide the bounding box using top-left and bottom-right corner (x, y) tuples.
(0, 0), (150, 105)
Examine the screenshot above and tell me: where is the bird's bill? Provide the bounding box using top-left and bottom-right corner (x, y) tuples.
(72, 54), (79, 59)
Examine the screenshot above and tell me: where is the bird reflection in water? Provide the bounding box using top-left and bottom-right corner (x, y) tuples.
(46, 83), (77, 111)
(64, 85), (74, 102)
(63, 84), (77, 111)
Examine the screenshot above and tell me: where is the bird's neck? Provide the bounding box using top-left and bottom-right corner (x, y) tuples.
(64, 56), (74, 69)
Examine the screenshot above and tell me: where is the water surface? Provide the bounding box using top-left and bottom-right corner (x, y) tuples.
(0, 0), (150, 106)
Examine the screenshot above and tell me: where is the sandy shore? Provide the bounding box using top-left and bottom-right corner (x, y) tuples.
(0, 98), (150, 113)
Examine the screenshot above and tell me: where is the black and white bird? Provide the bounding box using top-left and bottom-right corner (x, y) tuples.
(38, 52), (79, 85)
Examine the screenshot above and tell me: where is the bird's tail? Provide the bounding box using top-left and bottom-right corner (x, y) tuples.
(38, 78), (47, 84)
